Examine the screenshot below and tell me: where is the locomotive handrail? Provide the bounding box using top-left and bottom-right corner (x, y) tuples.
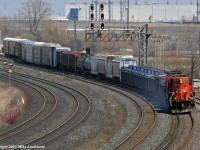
(168, 92), (174, 100)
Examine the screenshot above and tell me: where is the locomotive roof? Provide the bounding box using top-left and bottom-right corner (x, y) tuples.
(171, 74), (188, 78)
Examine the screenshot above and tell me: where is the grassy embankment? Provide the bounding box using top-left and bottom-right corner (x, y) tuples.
(0, 82), (30, 128)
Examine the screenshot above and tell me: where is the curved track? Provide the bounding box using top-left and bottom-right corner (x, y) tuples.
(0, 75), (57, 141)
(155, 113), (194, 150)
(2, 65), (158, 150)
(0, 69), (91, 149)
(0, 57), (196, 149)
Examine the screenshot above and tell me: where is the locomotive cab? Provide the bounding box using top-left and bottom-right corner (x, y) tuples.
(166, 74), (195, 113)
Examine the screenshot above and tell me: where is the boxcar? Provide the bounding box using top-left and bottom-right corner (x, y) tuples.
(62, 51), (70, 68)
(62, 51), (81, 70)
(69, 51), (81, 70)
(56, 47), (71, 67)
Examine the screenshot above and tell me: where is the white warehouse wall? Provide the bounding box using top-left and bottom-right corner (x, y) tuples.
(65, 4), (196, 22)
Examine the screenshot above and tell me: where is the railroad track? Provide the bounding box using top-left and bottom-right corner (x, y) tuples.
(155, 113), (194, 150)
(0, 74), (57, 142)
(0, 57), (197, 149)
(0, 63), (158, 149)
(0, 69), (91, 149)
(77, 75), (157, 150)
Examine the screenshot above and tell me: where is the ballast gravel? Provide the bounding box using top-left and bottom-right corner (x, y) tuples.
(0, 63), (200, 149)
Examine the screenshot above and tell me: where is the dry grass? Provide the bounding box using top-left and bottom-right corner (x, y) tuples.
(0, 82), (30, 125)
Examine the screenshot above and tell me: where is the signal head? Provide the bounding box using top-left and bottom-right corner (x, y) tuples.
(90, 13), (94, 20)
(101, 13), (104, 20)
(100, 4), (104, 10)
(90, 23), (94, 30)
(101, 23), (104, 30)
(90, 4), (94, 11)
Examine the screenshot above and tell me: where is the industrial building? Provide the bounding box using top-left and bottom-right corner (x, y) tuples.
(65, 1), (196, 22)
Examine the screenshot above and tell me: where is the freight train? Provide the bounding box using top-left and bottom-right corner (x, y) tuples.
(1, 38), (196, 113)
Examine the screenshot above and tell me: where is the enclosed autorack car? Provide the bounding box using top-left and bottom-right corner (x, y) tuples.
(25, 40), (35, 63)
(3, 38), (18, 56)
(14, 39), (27, 58)
(41, 43), (61, 67)
(32, 42), (45, 65)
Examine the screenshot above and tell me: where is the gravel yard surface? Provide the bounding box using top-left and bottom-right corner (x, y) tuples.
(0, 62), (200, 149)
(0, 64), (139, 149)
(139, 113), (172, 150)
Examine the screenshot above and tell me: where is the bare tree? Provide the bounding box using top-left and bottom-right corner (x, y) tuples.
(18, 0), (51, 36)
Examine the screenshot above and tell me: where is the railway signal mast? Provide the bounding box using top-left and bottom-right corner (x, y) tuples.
(90, 4), (94, 30)
(86, 3), (151, 67)
(100, 3), (104, 30)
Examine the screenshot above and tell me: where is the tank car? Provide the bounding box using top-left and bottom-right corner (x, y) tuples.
(166, 71), (195, 113)
(76, 56), (87, 72)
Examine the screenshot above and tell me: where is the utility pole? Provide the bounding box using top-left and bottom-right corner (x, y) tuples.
(82, 2), (88, 21)
(108, 0), (111, 21)
(95, 0), (98, 21)
(73, 16), (77, 51)
(120, 0), (123, 21)
(127, 0), (129, 29)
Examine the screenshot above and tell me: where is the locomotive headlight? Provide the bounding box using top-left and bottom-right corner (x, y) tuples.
(180, 79), (182, 83)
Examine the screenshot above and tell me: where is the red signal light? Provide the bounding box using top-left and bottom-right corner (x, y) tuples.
(101, 13), (104, 20)
(101, 23), (104, 29)
(90, 13), (94, 20)
(100, 4), (104, 10)
(91, 23), (94, 30)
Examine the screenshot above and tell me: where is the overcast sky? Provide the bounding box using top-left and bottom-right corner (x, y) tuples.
(0, 0), (197, 17)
